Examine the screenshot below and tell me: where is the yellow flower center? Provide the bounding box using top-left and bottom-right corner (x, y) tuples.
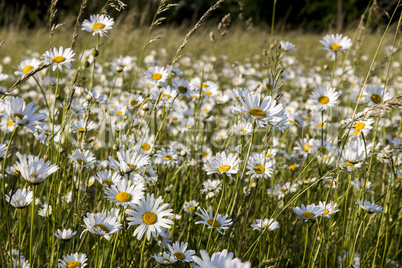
(302, 144), (312, 152)
(301, 212), (315, 218)
(142, 212), (157, 225)
(51, 56), (66, 63)
(289, 165), (299, 172)
(127, 163), (136, 171)
(178, 86), (187, 93)
(141, 143), (151, 151)
(130, 100), (139, 106)
(93, 224), (109, 233)
(188, 206), (196, 212)
(323, 209), (329, 215)
(92, 22), (105, 30)
(116, 192), (131, 202)
(266, 153), (273, 157)
(371, 94), (382, 104)
(248, 108), (266, 119)
(23, 65), (34, 73)
(396, 119), (402, 125)
(202, 152), (208, 158)
(345, 160), (354, 166)
(354, 122), (365, 131)
(163, 155), (172, 161)
(77, 127), (85, 132)
(207, 219), (221, 227)
(76, 159), (87, 165)
(218, 164), (231, 172)
(161, 94), (171, 99)
(253, 164), (265, 174)
(163, 258), (171, 262)
(317, 123), (323, 128)
(318, 147), (327, 154)
(152, 73), (162, 80)
(7, 120), (14, 127)
(67, 261), (82, 268)
(116, 111), (123, 115)
(171, 116), (178, 120)
(277, 189), (287, 194)
(229, 150), (237, 154)
(199, 84), (209, 88)
(205, 91), (213, 96)
(103, 180), (112, 186)
(239, 129), (248, 134)
(318, 96), (329, 105)
(13, 113), (25, 120)
(330, 44), (342, 51)
(174, 252), (185, 260)
(396, 176), (402, 181)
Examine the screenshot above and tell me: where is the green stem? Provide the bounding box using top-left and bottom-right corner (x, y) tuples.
(29, 185), (36, 268)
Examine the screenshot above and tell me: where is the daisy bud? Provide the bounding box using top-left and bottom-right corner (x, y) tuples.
(113, 144), (118, 150)
(116, 66), (123, 73)
(172, 154), (179, 161)
(190, 159), (197, 167)
(323, 64), (328, 70)
(180, 150), (187, 157)
(83, 60), (90, 68)
(91, 48), (99, 57)
(165, 187), (171, 194)
(86, 94), (92, 101)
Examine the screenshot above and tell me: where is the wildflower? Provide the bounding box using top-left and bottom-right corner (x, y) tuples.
(54, 229), (77, 241)
(267, 182), (297, 199)
(69, 149), (96, 169)
(5, 188), (33, 208)
(15, 58), (42, 77)
(350, 178), (374, 192)
(201, 179), (222, 199)
(195, 206), (232, 234)
(251, 218), (280, 232)
(58, 252), (87, 268)
(320, 34), (352, 52)
(230, 121), (253, 136)
(155, 148), (180, 166)
(42, 46), (75, 72)
(107, 149), (150, 174)
(82, 14), (115, 36)
(145, 66), (169, 83)
(38, 203), (52, 217)
(246, 153), (275, 179)
(344, 117), (374, 137)
(126, 193), (174, 241)
(16, 153), (59, 185)
(168, 242), (195, 263)
(81, 212), (122, 240)
(363, 84), (391, 106)
(1, 96), (46, 134)
(356, 199), (384, 213)
(279, 40), (297, 52)
(104, 179), (145, 208)
(172, 78), (195, 97)
(183, 200), (199, 214)
(203, 152), (241, 176)
(309, 85), (339, 111)
(192, 249), (251, 268)
(152, 252), (176, 265)
(318, 201), (340, 217)
(293, 204), (324, 221)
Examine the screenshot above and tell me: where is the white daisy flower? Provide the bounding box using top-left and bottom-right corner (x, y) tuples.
(203, 151), (241, 176)
(267, 182), (297, 199)
(126, 193), (174, 241)
(155, 148), (180, 166)
(363, 84), (391, 106)
(42, 46), (75, 72)
(95, 170), (122, 187)
(201, 179), (222, 199)
(251, 218), (280, 232)
(82, 14), (115, 36)
(356, 199), (384, 213)
(293, 204), (324, 222)
(246, 153), (275, 179)
(15, 58), (42, 77)
(279, 40), (297, 52)
(343, 117), (374, 138)
(68, 149), (96, 169)
(107, 149), (150, 174)
(5, 188), (33, 208)
(351, 178), (374, 193)
(195, 206), (232, 234)
(172, 78), (195, 97)
(58, 252), (87, 268)
(320, 34), (352, 52)
(145, 66), (169, 83)
(152, 252), (176, 265)
(54, 229), (77, 241)
(81, 212), (122, 240)
(230, 121), (253, 136)
(192, 249), (251, 268)
(168, 241), (195, 263)
(16, 153), (59, 185)
(318, 201), (340, 217)
(309, 85), (339, 111)
(104, 179), (145, 208)
(38, 203), (52, 217)
(183, 200), (199, 214)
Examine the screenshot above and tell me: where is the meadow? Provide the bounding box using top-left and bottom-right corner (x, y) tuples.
(0, 0), (401, 267)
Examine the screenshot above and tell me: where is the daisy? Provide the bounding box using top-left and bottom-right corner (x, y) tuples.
(195, 206), (232, 234)
(267, 182), (297, 199)
(0, 143), (7, 159)
(126, 193), (174, 241)
(318, 201), (340, 217)
(152, 228), (173, 247)
(68, 149), (96, 168)
(107, 149), (150, 174)
(16, 153), (59, 185)
(309, 85), (339, 111)
(172, 78), (194, 97)
(246, 153), (275, 179)
(201, 179), (222, 199)
(1, 96), (47, 134)
(351, 178), (374, 192)
(356, 199), (384, 213)
(128, 94), (144, 109)
(320, 34), (352, 52)
(70, 118), (96, 133)
(104, 179), (145, 208)
(6, 188), (33, 209)
(54, 229), (77, 241)
(183, 200), (199, 214)
(251, 218), (280, 232)
(344, 117), (374, 137)
(81, 212), (122, 240)
(293, 204), (324, 222)
(341, 139), (368, 170)
(82, 14), (115, 36)
(262, 77), (280, 94)
(12, 258), (29, 268)
(203, 151), (241, 176)
(58, 252), (87, 268)
(230, 121), (253, 136)
(363, 84), (391, 106)
(15, 58), (42, 77)
(155, 148), (180, 166)
(280, 40), (297, 52)
(145, 66), (169, 83)
(95, 170), (122, 187)
(294, 138), (315, 156)
(134, 134), (155, 154)
(152, 252), (176, 265)
(168, 242), (195, 263)
(192, 249), (251, 268)
(38, 203), (52, 217)
(42, 46), (75, 72)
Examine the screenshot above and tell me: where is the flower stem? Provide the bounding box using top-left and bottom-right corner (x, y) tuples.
(139, 235), (147, 268)
(301, 223), (309, 266)
(29, 185), (36, 268)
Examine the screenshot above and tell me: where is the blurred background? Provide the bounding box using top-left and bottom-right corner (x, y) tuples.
(0, 0), (398, 31)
